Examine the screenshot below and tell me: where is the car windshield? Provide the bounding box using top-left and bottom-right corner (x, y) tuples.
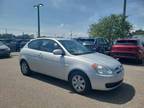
(59, 40), (94, 55)
(115, 40), (138, 45)
(0, 41), (4, 46)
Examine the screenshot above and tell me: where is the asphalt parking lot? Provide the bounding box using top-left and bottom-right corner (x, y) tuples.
(0, 53), (144, 108)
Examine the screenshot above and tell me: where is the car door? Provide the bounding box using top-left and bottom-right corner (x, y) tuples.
(26, 39), (43, 72)
(38, 39), (66, 80)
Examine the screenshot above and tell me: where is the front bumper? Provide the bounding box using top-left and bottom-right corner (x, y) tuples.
(105, 79), (123, 88)
(89, 70), (124, 91)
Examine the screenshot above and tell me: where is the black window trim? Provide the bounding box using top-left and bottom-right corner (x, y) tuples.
(39, 39), (65, 54)
(28, 39), (42, 50)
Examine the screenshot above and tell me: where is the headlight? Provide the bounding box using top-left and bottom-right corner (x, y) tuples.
(92, 64), (113, 76)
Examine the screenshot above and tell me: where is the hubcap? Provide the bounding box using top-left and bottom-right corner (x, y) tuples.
(72, 75), (86, 92)
(21, 62), (28, 74)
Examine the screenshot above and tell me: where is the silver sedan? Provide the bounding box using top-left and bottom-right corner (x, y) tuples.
(20, 38), (124, 94)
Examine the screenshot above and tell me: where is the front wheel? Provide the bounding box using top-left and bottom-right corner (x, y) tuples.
(69, 72), (91, 94)
(20, 61), (31, 76)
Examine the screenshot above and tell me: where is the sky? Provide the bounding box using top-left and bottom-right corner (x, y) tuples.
(0, 0), (144, 37)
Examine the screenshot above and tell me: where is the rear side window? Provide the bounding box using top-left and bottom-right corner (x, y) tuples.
(96, 38), (101, 45)
(28, 40), (42, 50)
(100, 38), (105, 44)
(103, 39), (109, 45)
(115, 40), (138, 45)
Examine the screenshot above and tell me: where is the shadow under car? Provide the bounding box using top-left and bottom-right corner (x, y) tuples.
(28, 72), (135, 105)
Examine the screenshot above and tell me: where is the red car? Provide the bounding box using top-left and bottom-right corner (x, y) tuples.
(111, 38), (144, 64)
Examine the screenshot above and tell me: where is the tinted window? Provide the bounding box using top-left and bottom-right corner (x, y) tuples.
(99, 38), (105, 44)
(28, 40), (42, 50)
(40, 40), (61, 53)
(96, 38), (101, 45)
(0, 41), (4, 46)
(103, 39), (108, 45)
(115, 40), (138, 45)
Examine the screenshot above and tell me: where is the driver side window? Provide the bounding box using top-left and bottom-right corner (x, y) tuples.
(40, 40), (61, 53)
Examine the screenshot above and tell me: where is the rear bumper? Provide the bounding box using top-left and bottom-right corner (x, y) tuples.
(110, 52), (141, 60)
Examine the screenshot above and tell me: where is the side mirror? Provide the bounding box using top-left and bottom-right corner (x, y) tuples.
(53, 49), (65, 55)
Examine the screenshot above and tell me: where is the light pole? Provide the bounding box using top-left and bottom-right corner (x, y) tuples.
(122, 0), (127, 37)
(70, 31), (73, 39)
(34, 4), (44, 38)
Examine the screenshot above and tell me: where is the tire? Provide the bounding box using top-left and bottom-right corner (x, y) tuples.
(20, 60), (31, 76)
(69, 71), (91, 94)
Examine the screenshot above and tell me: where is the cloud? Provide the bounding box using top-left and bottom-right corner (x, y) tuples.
(49, 0), (66, 8)
(59, 23), (64, 28)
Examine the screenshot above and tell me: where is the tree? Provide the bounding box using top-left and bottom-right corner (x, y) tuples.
(88, 14), (132, 41)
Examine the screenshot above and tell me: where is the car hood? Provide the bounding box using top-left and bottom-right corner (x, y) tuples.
(0, 45), (9, 49)
(77, 53), (121, 70)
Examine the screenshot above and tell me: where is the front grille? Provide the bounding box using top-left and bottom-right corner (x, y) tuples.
(106, 80), (123, 88)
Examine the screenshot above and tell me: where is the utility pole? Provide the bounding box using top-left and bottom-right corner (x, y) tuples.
(70, 31), (73, 39)
(34, 4), (44, 38)
(5, 28), (7, 34)
(122, 0), (127, 37)
(22, 32), (25, 36)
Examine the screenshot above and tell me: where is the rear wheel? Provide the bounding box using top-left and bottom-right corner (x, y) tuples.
(20, 60), (31, 76)
(69, 71), (91, 94)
